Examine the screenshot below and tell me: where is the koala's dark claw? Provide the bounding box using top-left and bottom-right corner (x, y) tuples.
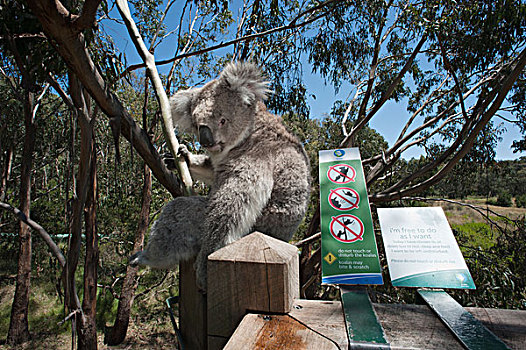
(162, 152), (177, 170)
(128, 251), (142, 267)
(177, 144), (190, 160)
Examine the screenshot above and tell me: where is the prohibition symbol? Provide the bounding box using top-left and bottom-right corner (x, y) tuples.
(327, 164), (356, 184)
(329, 214), (364, 243)
(329, 187), (360, 211)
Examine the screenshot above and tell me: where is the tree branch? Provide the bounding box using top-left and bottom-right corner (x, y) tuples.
(0, 201), (66, 267)
(371, 47), (526, 202)
(116, 0), (194, 194)
(26, 0), (183, 197)
(437, 32), (469, 121)
(365, 65), (501, 185)
(72, 0), (102, 31)
(401, 197), (515, 234)
(123, 0), (338, 74)
(342, 31), (428, 148)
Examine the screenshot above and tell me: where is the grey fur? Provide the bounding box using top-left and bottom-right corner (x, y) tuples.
(129, 62), (311, 291)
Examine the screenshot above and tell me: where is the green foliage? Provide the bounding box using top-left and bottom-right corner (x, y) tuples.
(487, 191), (513, 207)
(0, 0), (66, 87)
(434, 157), (526, 200)
(452, 217), (526, 309)
(516, 194), (526, 208)
(96, 288), (119, 329)
(0, 284), (12, 336)
(496, 191), (513, 207)
(452, 222), (494, 250)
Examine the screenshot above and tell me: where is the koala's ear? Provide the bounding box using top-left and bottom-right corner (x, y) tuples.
(170, 88), (200, 132)
(218, 62), (270, 105)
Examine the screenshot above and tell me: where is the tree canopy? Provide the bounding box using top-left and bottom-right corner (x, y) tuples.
(1, 0), (525, 347)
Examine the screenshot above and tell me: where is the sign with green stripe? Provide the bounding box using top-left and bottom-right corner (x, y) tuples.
(319, 148), (383, 285)
(378, 207), (475, 289)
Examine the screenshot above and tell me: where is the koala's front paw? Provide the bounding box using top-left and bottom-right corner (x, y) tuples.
(162, 152), (177, 170)
(194, 252), (208, 294)
(128, 251), (143, 267)
(177, 144), (190, 162)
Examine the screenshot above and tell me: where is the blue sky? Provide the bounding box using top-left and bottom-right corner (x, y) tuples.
(102, 2), (524, 161)
(303, 71), (525, 160)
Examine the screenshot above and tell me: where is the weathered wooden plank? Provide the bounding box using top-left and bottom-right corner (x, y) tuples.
(375, 302), (466, 349)
(374, 303), (525, 349)
(288, 300), (348, 349)
(224, 314), (339, 350)
(466, 307), (526, 350)
(179, 258), (207, 350)
(229, 300), (526, 350)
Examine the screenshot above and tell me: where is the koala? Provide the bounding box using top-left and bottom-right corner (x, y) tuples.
(130, 62), (311, 291)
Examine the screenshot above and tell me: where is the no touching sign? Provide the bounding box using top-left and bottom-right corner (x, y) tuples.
(319, 148), (383, 285)
(327, 164), (356, 184)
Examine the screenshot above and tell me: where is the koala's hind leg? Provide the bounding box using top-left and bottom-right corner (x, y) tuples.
(129, 196), (207, 269)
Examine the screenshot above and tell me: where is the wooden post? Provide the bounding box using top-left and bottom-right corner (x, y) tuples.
(207, 232), (300, 349)
(179, 258), (207, 350)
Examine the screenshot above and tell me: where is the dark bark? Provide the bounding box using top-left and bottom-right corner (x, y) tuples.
(64, 74), (98, 349)
(7, 90), (35, 345)
(78, 135), (98, 350)
(299, 208), (320, 299)
(104, 163), (152, 345)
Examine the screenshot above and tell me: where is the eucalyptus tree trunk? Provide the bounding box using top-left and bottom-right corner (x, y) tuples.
(7, 90), (35, 345)
(78, 139), (98, 350)
(65, 75), (99, 350)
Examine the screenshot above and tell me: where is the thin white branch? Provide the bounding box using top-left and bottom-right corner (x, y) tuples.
(342, 82), (366, 137)
(116, 0), (193, 194)
(32, 83), (50, 121)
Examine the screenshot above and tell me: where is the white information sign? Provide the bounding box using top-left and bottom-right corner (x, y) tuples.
(378, 207), (475, 289)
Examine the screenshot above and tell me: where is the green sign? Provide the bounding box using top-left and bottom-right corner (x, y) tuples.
(319, 148), (383, 285)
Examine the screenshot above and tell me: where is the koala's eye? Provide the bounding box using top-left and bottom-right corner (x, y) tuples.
(219, 118), (226, 126)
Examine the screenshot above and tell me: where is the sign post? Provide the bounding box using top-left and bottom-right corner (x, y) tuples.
(319, 148), (387, 347)
(319, 148), (383, 285)
(377, 207), (475, 289)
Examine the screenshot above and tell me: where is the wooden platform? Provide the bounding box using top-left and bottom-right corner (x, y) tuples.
(179, 233), (525, 349)
(225, 299), (526, 349)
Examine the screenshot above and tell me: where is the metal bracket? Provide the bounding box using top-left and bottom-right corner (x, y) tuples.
(417, 289), (510, 350)
(340, 286), (390, 349)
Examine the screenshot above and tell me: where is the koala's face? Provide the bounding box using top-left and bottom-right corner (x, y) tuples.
(191, 81), (256, 154)
(171, 62), (269, 156)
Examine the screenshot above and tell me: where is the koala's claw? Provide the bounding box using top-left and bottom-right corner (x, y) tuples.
(162, 152), (177, 170)
(177, 144), (190, 160)
(128, 251), (142, 267)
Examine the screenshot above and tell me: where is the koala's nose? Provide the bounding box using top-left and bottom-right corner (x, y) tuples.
(198, 125), (215, 147)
